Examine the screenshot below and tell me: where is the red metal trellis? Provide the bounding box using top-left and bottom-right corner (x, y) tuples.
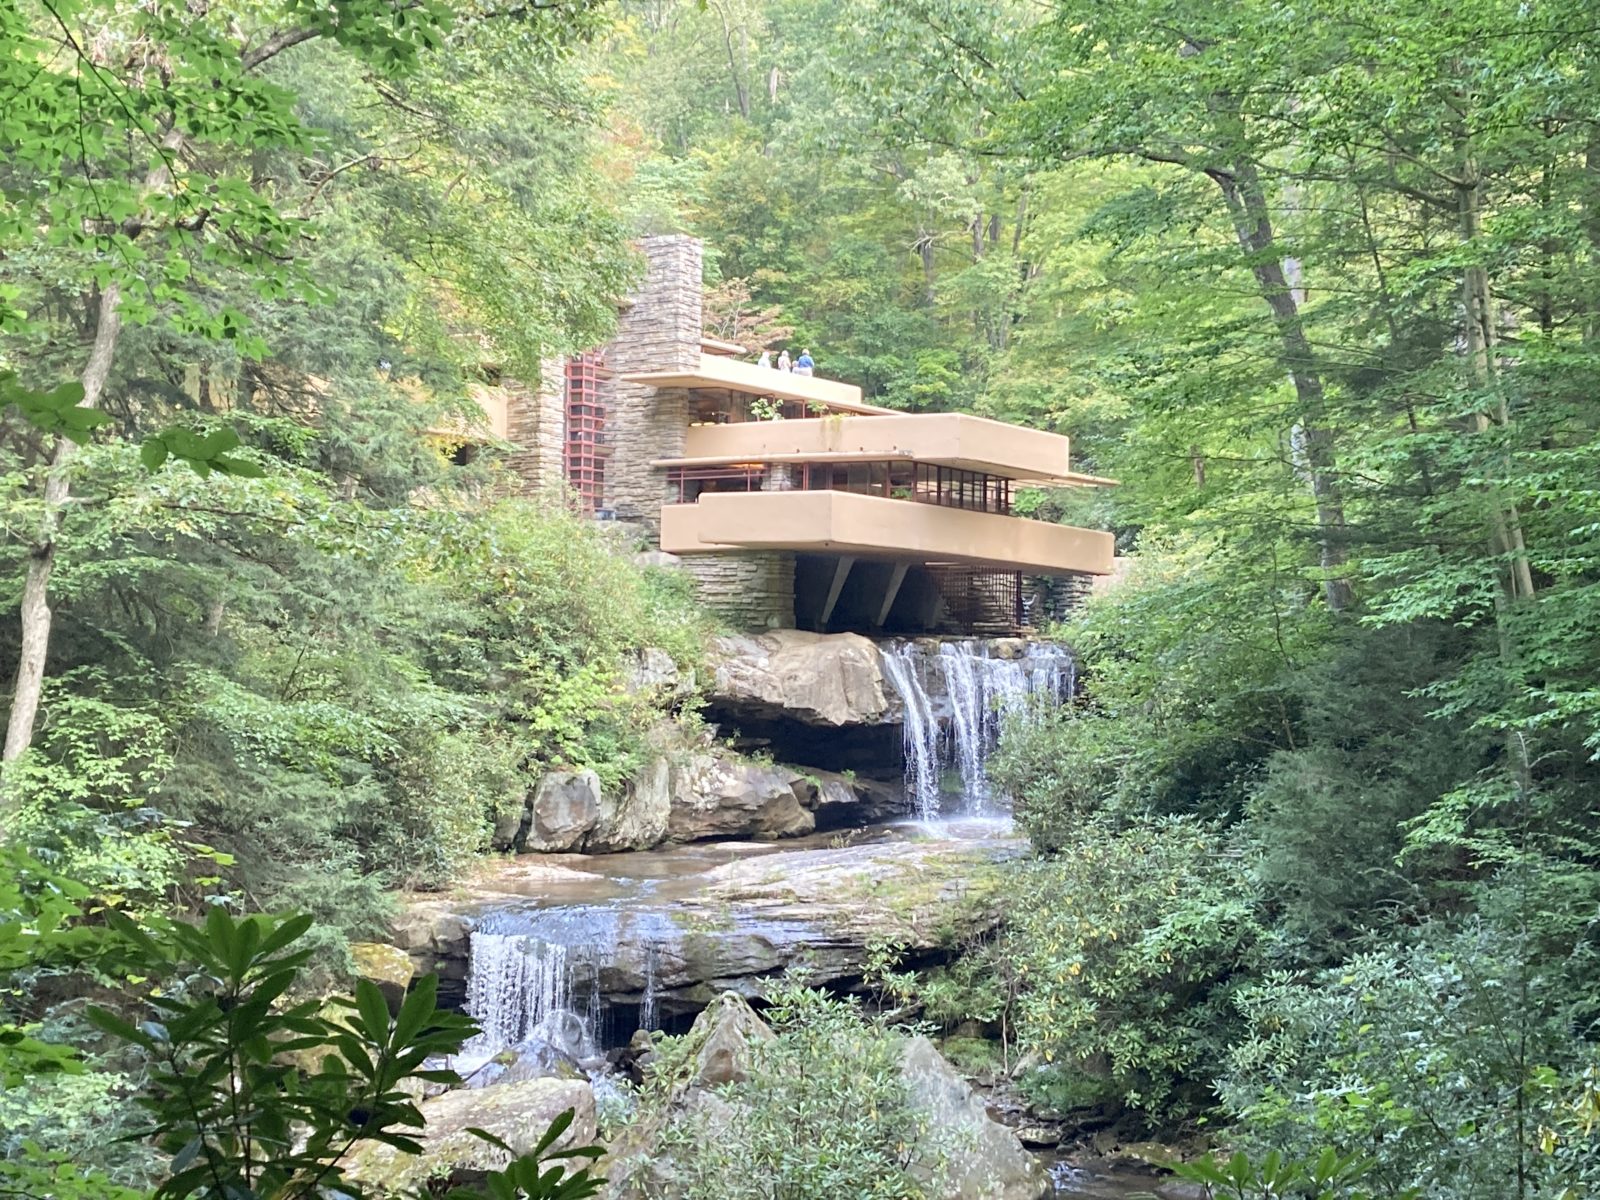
(564, 352), (607, 515)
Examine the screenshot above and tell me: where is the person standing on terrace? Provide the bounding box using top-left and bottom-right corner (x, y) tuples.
(794, 349), (814, 376)
(777, 349), (791, 372)
(758, 349), (772, 369)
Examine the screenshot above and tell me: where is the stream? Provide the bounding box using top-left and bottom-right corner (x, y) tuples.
(443, 639), (1158, 1197)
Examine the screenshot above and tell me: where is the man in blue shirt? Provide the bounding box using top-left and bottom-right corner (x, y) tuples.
(794, 349), (814, 376)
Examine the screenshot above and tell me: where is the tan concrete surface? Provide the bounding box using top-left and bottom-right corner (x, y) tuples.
(659, 490), (1114, 577)
(622, 354), (894, 415)
(681, 412), (1089, 483)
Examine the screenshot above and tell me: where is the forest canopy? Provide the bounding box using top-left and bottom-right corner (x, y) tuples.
(4, 1), (1600, 1198)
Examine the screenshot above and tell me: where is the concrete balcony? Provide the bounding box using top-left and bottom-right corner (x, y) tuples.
(660, 490), (1114, 577)
(621, 353), (895, 416)
(678, 412), (1108, 485)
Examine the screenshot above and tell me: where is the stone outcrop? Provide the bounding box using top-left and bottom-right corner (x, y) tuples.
(494, 761), (671, 855)
(397, 836), (1018, 1014)
(349, 942), (415, 1008)
(667, 753), (814, 842)
(345, 1078), (596, 1194)
(708, 630), (892, 726)
(492, 743), (903, 854)
(900, 1035), (1048, 1200)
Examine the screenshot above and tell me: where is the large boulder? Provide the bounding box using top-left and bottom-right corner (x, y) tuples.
(709, 631), (891, 726)
(688, 992), (775, 1087)
(589, 757), (671, 852)
(495, 761), (673, 855)
(900, 1035), (1049, 1199)
(668, 752), (815, 842)
(525, 771), (603, 852)
(603, 996), (1045, 1200)
(349, 941), (415, 1008)
(344, 1077), (596, 1194)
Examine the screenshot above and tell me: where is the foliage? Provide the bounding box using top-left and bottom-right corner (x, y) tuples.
(1170, 1147), (1411, 1200)
(999, 819), (1264, 1118)
(645, 987), (944, 1200)
(7, 903), (604, 1200)
(1220, 914), (1595, 1200)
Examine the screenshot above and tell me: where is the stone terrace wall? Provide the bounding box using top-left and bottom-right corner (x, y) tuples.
(604, 235), (703, 536)
(683, 551), (797, 630)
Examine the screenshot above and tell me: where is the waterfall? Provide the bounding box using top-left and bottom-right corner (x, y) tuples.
(881, 640), (1073, 818)
(461, 906), (622, 1060)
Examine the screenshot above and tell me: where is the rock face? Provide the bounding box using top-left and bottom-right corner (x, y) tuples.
(709, 630), (892, 726)
(493, 747), (900, 853)
(494, 761), (672, 855)
(667, 753), (814, 842)
(899, 1035), (1049, 1200)
(344, 1077), (596, 1194)
(602, 994), (1046, 1200)
(398, 836), (1018, 1014)
(525, 771), (603, 852)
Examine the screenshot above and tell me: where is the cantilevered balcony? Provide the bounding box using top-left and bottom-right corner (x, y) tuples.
(671, 412), (1113, 486)
(660, 490), (1115, 577)
(621, 353), (895, 416)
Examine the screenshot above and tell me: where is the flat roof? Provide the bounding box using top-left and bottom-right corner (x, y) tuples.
(622, 353), (897, 416)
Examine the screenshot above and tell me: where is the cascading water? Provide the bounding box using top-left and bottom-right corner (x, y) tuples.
(459, 903), (687, 1071)
(881, 640), (1074, 818)
(461, 906), (623, 1063)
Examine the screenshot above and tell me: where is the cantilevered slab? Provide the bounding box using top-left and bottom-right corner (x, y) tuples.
(679, 412), (1114, 486)
(661, 490), (1115, 577)
(622, 353), (896, 416)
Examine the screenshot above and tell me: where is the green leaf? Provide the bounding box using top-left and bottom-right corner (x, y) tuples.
(141, 438), (170, 471)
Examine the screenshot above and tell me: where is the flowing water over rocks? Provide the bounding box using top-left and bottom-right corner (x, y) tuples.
(881, 639), (1074, 817)
(392, 636), (1125, 1195)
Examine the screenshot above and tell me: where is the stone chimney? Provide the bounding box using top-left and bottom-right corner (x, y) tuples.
(603, 235), (704, 536)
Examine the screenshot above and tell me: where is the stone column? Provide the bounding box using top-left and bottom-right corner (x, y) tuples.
(603, 235), (703, 537)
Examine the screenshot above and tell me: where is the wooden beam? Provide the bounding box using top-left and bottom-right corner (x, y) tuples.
(820, 556), (856, 627)
(875, 561), (910, 628)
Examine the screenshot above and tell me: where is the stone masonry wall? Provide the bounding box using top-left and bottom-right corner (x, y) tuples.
(683, 552), (797, 631)
(502, 357), (568, 496)
(604, 236), (702, 535)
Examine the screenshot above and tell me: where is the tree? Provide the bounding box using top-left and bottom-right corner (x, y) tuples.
(0, 0), (456, 766)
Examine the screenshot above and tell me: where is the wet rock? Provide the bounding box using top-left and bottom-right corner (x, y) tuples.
(801, 768), (909, 825)
(395, 837), (1020, 1014)
(1155, 1182), (1209, 1200)
(900, 1035), (1050, 1200)
(709, 630), (891, 726)
(349, 941), (415, 1008)
(668, 753), (814, 842)
(344, 1077), (596, 1194)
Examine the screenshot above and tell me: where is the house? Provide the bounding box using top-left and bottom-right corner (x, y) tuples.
(482, 235), (1115, 635)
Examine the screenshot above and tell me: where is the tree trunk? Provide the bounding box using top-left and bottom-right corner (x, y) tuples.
(1211, 160), (1354, 611)
(1457, 174), (1535, 603)
(4, 281), (123, 766)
